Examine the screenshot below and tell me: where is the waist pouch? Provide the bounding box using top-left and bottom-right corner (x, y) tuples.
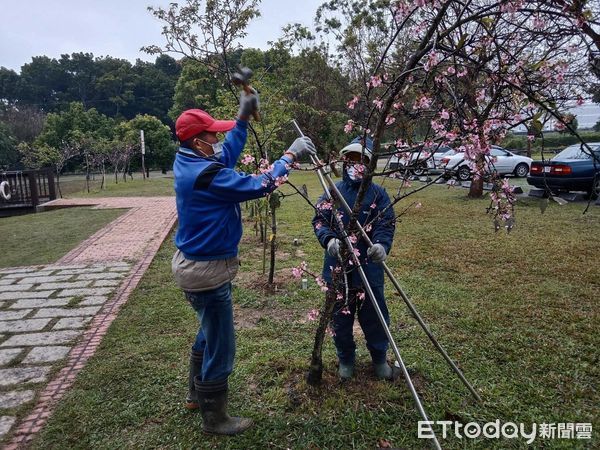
(172, 250), (239, 292)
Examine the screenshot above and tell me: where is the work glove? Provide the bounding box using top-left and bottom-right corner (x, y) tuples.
(327, 238), (341, 259)
(286, 137), (317, 160)
(238, 88), (259, 119)
(367, 243), (387, 263)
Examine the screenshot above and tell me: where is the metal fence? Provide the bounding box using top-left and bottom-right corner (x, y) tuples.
(0, 170), (57, 214)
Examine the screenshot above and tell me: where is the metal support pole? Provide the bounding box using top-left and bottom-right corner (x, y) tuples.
(293, 121), (442, 450)
(140, 129), (147, 180)
(292, 120), (481, 403)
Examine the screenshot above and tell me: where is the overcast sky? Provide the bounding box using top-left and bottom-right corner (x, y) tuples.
(0, 0), (323, 72)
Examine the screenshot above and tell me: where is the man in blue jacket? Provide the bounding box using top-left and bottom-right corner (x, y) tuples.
(312, 137), (398, 381)
(172, 94), (315, 435)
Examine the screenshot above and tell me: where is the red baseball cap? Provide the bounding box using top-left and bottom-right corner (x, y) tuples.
(175, 109), (236, 141)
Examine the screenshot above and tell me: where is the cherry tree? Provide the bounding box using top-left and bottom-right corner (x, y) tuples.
(290, 0), (598, 383)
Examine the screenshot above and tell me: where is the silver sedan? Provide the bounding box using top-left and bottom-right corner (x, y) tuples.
(440, 146), (532, 181)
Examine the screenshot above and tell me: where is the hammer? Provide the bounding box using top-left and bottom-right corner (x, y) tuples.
(232, 66), (260, 122)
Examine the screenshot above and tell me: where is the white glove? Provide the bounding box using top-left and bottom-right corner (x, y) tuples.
(367, 243), (387, 263)
(327, 238), (341, 258)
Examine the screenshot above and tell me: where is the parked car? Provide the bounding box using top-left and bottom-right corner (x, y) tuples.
(440, 146), (532, 181)
(527, 143), (600, 198)
(389, 144), (453, 175)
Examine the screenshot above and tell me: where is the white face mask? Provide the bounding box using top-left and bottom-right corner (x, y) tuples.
(346, 164), (365, 181)
(197, 138), (223, 159)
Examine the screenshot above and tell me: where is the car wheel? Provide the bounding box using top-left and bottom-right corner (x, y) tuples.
(412, 163), (426, 177)
(514, 163), (529, 178)
(457, 165), (471, 181)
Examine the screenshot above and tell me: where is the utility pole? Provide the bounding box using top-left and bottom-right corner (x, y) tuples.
(140, 129), (146, 180)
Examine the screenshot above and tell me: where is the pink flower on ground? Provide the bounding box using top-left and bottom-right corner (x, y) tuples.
(415, 202), (422, 209)
(307, 309), (320, 321)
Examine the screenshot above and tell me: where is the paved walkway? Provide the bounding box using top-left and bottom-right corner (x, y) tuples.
(0, 197), (177, 448)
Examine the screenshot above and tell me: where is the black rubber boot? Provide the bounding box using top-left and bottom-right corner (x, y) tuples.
(374, 361), (401, 380)
(185, 350), (203, 410)
(195, 378), (253, 435)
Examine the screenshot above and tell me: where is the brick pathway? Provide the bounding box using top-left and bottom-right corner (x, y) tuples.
(0, 197), (177, 447)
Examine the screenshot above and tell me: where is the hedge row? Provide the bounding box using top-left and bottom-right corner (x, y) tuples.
(502, 132), (600, 153)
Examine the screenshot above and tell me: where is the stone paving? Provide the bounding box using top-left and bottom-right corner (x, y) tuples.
(0, 196), (177, 447)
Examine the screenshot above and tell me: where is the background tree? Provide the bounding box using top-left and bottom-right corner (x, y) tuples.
(0, 123), (17, 170)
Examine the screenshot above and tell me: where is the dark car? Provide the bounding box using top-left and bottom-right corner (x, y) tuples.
(527, 143), (600, 198)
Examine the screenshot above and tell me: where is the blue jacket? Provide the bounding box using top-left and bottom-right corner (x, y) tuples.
(174, 119), (292, 261)
(312, 172), (395, 287)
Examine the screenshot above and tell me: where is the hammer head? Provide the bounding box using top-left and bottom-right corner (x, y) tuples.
(232, 66), (253, 86)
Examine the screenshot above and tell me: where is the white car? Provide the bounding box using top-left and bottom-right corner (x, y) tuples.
(389, 145), (453, 176)
(440, 146), (532, 181)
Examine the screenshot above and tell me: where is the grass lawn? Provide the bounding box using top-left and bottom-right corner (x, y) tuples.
(59, 172), (174, 198)
(0, 208), (125, 268)
(29, 171), (599, 449)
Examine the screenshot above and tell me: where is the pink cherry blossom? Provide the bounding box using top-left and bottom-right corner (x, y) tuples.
(532, 15), (545, 30)
(347, 95), (360, 110)
(317, 200), (333, 211)
(315, 276), (328, 292)
(241, 154), (255, 165)
(291, 261), (307, 279)
(344, 119), (355, 133)
(385, 115), (396, 125)
(367, 75), (382, 88)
